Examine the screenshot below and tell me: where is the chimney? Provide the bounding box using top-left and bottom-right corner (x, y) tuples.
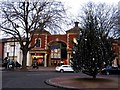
(74, 22), (79, 27)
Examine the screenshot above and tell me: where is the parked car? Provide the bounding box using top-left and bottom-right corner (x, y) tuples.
(55, 65), (74, 72)
(101, 66), (120, 75)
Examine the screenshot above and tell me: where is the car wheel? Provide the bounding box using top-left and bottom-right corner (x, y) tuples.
(60, 69), (64, 73)
(106, 72), (110, 75)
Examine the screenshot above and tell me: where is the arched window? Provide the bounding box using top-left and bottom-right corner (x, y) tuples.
(35, 38), (41, 47)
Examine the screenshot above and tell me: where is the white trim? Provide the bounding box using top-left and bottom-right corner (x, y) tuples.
(35, 38), (41, 48)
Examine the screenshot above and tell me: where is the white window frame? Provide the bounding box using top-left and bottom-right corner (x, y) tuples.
(35, 38), (41, 48)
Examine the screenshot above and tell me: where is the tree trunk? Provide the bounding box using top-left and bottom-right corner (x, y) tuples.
(22, 50), (28, 70)
(93, 75), (96, 79)
(92, 69), (97, 79)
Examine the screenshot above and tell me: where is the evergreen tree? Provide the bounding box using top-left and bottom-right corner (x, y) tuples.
(71, 12), (115, 79)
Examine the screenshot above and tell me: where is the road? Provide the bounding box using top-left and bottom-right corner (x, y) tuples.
(2, 69), (120, 90)
(2, 70), (81, 90)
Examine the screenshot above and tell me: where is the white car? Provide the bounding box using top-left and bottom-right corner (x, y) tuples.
(55, 65), (74, 72)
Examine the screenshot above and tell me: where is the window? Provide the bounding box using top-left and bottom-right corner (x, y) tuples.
(35, 38), (41, 47)
(63, 66), (68, 67)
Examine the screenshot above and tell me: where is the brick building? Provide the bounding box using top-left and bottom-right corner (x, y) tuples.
(0, 38), (8, 61)
(1, 22), (119, 67)
(112, 40), (120, 67)
(29, 22), (81, 67)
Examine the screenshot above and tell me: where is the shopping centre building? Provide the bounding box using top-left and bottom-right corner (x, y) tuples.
(29, 22), (81, 67)
(1, 22), (120, 67)
(1, 22), (81, 67)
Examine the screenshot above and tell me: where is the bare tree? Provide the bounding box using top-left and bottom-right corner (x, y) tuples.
(114, 9), (120, 38)
(79, 2), (118, 38)
(0, 0), (67, 69)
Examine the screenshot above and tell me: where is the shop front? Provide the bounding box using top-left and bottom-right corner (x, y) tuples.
(49, 42), (67, 66)
(31, 53), (44, 66)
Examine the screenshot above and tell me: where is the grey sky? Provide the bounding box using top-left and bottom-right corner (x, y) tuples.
(0, 0), (119, 38)
(60, 0), (119, 16)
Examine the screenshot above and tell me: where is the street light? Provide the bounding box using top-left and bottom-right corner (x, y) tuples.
(13, 35), (15, 61)
(13, 24), (19, 61)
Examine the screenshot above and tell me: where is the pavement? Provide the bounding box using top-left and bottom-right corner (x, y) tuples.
(45, 75), (119, 90)
(1, 66), (120, 90)
(27, 66), (55, 72)
(1, 66), (56, 72)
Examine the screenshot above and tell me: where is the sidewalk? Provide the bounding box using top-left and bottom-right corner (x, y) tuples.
(27, 66), (55, 72)
(0, 67), (3, 71)
(45, 75), (119, 90)
(1, 66), (56, 72)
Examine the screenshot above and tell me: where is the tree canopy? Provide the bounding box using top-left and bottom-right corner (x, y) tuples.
(78, 2), (119, 38)
(71, 2), (116, 78)
(0, 0), (67, 69)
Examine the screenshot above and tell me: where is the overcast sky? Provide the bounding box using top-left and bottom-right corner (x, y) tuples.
(59, 0), (120, 16)
(0, 0), (120, 38)
(56, 0), (120, 33)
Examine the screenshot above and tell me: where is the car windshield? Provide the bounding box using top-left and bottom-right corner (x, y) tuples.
(112, 67), (119, 69)
(106, 66), (119, 69)
(63, 66), (68, 67)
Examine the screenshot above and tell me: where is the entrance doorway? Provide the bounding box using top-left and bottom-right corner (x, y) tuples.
(31, 53), (44, 66)
(49, 42), (67, 66)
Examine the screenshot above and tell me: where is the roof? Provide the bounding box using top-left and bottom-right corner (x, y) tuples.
(112, 39), (120, 46)
(66, 27), (81, 34)
(66, 22), (82, 34)
(0, 38), (11, 43)
(30, 28), (51, 35)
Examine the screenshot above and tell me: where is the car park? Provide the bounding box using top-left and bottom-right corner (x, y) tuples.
(55, 65), (74, 72)
(101, 66), (120, 75)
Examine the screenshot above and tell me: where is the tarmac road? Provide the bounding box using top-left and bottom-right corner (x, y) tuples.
(2, 70), (81, 90)
(2, 67), (120, 90)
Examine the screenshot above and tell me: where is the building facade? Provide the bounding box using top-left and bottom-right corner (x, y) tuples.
(29, 22), (81, 67)
(3, 38), (23, 65)
(1, 22), (120, 67)
(112, 40), (120, 67)
(2, 22), (80, 67)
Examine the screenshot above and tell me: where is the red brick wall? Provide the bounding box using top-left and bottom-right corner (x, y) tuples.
(31, 34), (46, 49)
(69, 34), (77, 49)
(112, 43), (119, 56)
(0, 42), (3, 59)
(47, 35), (67, 45)
(31, 34), (77, 50)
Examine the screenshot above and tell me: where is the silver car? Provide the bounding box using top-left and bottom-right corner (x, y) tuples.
(55, 65), (74, 72)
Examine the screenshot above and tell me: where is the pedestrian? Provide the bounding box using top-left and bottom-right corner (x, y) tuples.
(15, 61), (21, 69)
(7, 59), (15, 70)
(32, 57), (38, 69)
(3, 57), (8, 69)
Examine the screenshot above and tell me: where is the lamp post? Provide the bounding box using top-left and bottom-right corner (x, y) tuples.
(13, 36), (15, 61)
(13, 24), (19, 61)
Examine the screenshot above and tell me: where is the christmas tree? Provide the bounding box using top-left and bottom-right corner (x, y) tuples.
(71, 15), (115, 79)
